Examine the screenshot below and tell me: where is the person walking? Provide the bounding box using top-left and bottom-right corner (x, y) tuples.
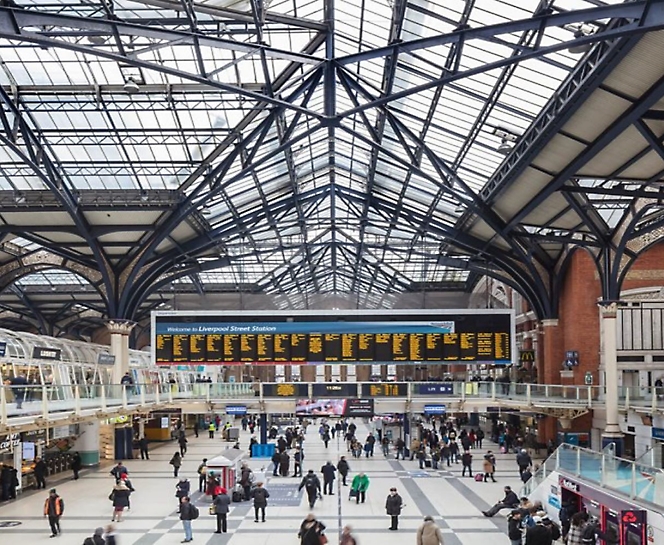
(179, 435), (188, 457)
(109, 480), (130, 522)
(139, 437), (149, 460)
(193, 421), (199, 438)
(170, 452), (182, 478)
(43, 488), (64, 537)
(251, 482), (270, 522)
(71, 452), (82, 480)
(385, 487), (403, 530)
(299, 469), (322, 509)
(280, 451), (290, 477)
(340, 525), (357, 545)
(197, 458), (207, 492)
(271, 450), (281, 477)
(483, 451), (497, 483)
(516, 449), (532, 477)
(394, 437), (405, 460)
(109, 462), (128, 482)
(416, 515), (444, 545)
(461, 450), (473, 477)
(321, 461), (336, 495)
(322, 429), (330, 448)
(350, 472), (369, 504)
(34, 457), (48, 489)
(176, 479), (190, 511)
(381, 436), (390, 457)
(208, 422), (215, 439)
(83, 527), (105, 545)
(104, 524), (118, 545)
(213, 487), (231, 533)
(179, 496), (198, 543)
(299, 514), (326, 545)
(337, 456), (349, 486)
(294, 447), (304, 477)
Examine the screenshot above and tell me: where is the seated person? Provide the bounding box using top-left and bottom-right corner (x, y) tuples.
(483, 486), (520, 517)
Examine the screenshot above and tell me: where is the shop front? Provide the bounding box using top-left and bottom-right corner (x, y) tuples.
(559, 476), (649, 545)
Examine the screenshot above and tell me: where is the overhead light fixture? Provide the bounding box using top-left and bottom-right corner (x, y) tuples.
(123, 78), (140, 94)
(140, 191), (149, 202)
(87, 35), (107, 45)
(15, 193), (26, 204)
(202, 208), (212, 216)
(568, 28), (592, 54)
(496, 138), (513, 155)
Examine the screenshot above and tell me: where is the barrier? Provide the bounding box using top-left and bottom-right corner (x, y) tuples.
(251, 443), (275, 458)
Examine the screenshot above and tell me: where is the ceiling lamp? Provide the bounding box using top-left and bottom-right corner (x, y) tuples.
(568, 28), (592, 54)
(496, 138), (513, 155)
(123, 78), (140, 94)
(87, 35), (107, 45)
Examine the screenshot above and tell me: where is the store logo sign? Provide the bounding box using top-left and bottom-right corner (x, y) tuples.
(560, 478), (579, 492)
(0, 433), (20, 453)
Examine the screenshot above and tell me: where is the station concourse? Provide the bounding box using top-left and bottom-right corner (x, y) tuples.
(0, 421), (523, 545)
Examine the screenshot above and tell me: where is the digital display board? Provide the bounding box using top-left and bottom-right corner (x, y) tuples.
(262, 383), (309, 397)
(152, 310), (514, 365)
(361, 383), (408, 397)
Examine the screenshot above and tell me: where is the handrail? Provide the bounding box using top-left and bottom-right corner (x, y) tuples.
(522, 442), (664, 507)
(1, 381), (662, 427)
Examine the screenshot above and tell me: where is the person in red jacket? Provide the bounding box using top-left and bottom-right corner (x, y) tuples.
(43, 488), (64, 537)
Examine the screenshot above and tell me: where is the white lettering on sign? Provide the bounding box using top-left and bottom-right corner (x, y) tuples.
(0, 433), (20, 452)
(561, 478), (579, 492)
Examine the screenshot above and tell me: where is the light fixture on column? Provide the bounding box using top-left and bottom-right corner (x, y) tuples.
(567, 26), (593, 54)
(123, 77), (140, 94)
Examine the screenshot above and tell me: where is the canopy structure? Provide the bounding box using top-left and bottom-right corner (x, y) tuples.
(0, 0), (662, 336)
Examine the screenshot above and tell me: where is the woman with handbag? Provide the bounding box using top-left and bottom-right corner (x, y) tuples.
(109, 481), (130, 522)
(298, 513), (327, 545)
(169, 452), (182, 478)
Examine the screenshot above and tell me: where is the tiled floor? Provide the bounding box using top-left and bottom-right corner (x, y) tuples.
(0, 421), (526, 545)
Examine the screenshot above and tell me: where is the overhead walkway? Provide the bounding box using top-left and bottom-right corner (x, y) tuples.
(3, 381), (664, 433)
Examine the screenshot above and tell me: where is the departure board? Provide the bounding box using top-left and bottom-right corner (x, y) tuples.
(153, 311), (514, 365)
(189, 334), (206, 362)
(172, 334), (189, 362)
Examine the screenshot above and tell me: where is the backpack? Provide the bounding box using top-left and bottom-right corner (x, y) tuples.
(191, 505), (200, 520)
(305, 475), (318, 489)
(197, 464), (205, 475)
(581, 523), (596, 545)
(83, 538), (95, 545)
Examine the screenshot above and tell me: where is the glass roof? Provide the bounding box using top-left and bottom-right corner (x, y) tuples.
(0, 0), (652, 320)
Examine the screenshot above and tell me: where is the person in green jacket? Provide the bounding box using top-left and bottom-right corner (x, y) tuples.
(350, 472), (369, 504)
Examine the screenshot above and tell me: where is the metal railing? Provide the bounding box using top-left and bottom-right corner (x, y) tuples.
(522, 443), (664, 507)
(2, 381), (664, 427)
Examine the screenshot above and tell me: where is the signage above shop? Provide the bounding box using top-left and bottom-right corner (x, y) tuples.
(424, 404), (446, 415)
(226, 405), (247, 415)
(32, 346), (61, 360)
(97, 353), (116, 365)
(560, 477), (580, 493)
(418, 383), (453, 395)
(0, 433), (20, 453)
(651, 427), (664, 441)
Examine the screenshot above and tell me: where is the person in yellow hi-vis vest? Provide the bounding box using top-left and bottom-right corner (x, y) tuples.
(209, 422), (215, 439)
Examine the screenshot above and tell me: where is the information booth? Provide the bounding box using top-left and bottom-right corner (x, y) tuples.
(205, 448), (245, 493)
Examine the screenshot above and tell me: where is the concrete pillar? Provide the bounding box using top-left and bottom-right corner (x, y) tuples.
(259, 413), (268, 444)
(284, 366), (292, 382)
(599, 302), (623, 453)
(340, 365), (348, 382)
(74, 421), (100, 466)
(324, 365), (332, 382)
(106, 320), (136, 384)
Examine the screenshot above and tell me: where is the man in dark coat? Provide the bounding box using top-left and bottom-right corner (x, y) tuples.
(139, 437), (149, 460)
(293, 447), (304, 477)
(516, 449), (532, 476)
(213, 488), (231, 533)
(385, 487), (403, 530)
(336, 456), (350, 486)
(483, 486), (520, 517)
(251, 482), (270, 522)
(280, 451), (290, 477)
(271, 450), (280, 477)
(321, 461), (336, 495)
(298, 470), (321, 509)
(524, 516), (553, 545)
(34, 457), (48, 489)
(71, 452), (82, 480)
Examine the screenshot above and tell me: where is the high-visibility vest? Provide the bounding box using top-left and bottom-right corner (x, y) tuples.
(44, 497), (63, 516)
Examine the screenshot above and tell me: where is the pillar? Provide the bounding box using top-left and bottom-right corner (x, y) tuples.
(73, 421), (100, 466)
(284, 365), (292, 382)
(340, 365), (348, 382)
(106, 320), (136, 384)
(600, 302), (623, 454)
(538, 319), (563, 444)
(259, 413), (268, 444)
(324, 365), (332, 382)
